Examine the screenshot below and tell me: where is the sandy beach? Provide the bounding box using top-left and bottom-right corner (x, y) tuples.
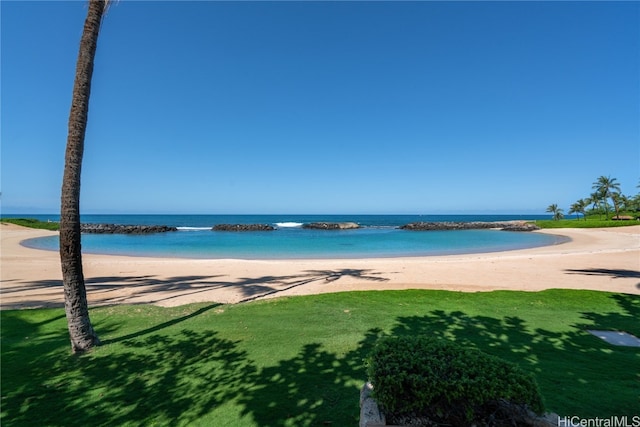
(1, 222), (639, 309)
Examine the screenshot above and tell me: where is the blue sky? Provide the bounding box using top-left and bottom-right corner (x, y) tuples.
(2, 1), (638, 214)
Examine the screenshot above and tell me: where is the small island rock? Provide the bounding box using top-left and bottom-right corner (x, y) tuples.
(212, 224), (275, 231)
(302, 222), (360, 230)
(81, 224), (178, 234)
(400, 221), (539, 232)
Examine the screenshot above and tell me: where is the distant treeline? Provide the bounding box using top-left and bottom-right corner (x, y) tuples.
(546, 175), (639, 221)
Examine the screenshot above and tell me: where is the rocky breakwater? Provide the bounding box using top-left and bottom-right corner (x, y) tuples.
(212, 224), (275, 231)
(302, 222), (360, 230)
(400, 221), (540, 232)
(81, 224), (178, 234)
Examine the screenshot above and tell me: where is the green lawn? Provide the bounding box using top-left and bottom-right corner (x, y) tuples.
(536, 218), (639, 228)
(2, 289), (639, 426)
(0, 218), (59, 231)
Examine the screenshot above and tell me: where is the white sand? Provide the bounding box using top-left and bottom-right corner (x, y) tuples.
(1, 222), (638, 309)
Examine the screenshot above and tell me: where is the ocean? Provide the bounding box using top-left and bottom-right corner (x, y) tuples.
(13, 214), (564, 260)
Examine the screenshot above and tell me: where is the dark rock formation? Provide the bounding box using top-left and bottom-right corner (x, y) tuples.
(360, 383), (558, 427)
(212, 224), (275, 231)
(500, 222), (540, 232)
(81, 224), (178, 234)
(399, 221), (539, 232)
(302, 222), (360, 230)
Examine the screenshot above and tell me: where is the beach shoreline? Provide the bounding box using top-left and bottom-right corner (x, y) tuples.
(1, 223), (639, 309)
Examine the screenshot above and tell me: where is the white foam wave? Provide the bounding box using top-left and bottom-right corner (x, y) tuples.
(177, 227), (211, 231)
(275, 222), (304, 228)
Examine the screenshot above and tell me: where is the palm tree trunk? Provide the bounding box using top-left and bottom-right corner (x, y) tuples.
(60, 0), (107, 353)
(612, 198), (621, 219)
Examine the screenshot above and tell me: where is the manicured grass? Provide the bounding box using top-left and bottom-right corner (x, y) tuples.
(536, 218), (639, 228)
(2, 290), (639, 426)
(1, 218), (59, 231)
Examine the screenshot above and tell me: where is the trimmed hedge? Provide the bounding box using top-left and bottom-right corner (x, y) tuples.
(366, 336), (544, 426)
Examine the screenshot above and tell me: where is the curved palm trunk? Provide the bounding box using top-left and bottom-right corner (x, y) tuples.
(60, 0), (107, 353)
(612, 196), (621, 219)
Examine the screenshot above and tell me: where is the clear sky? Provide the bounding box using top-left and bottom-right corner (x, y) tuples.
(2, 1), (639, 215)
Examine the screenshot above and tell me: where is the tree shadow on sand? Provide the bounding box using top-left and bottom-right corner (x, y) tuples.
(1, 269), (389, 309)
(565, 268), (640, 289)
(565, 268), (640, 279)
(237, 268), (389, 303)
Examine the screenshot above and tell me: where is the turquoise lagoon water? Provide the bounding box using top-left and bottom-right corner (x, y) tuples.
(16, 214), (565, 260)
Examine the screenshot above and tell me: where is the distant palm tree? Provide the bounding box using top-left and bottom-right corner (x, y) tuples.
(631, 194), (640, 213)
(569, 199), (588, 221)
(60, 0), (109, 353)
(546, 204), (564, 221)
(592, 175), (621, 219)
(588, 191), (604, 219)
(620, 194), (633, 212)
(611, 193), (626, 217)
(578, 198), (589, 220)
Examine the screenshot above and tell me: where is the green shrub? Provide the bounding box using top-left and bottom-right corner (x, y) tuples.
(366, 336), (544, 426)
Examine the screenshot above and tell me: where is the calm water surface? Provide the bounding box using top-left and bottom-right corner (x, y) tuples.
(17, 214), (565, 260)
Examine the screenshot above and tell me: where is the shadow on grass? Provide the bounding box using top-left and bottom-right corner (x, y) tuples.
(235, 328), (385, 427)
(2, 293), (638, 426)
(1, 305), (254, 426)
(386, 293), (640, 417)
(101, 303), (222, 344)
(1, 268), (389, 309)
